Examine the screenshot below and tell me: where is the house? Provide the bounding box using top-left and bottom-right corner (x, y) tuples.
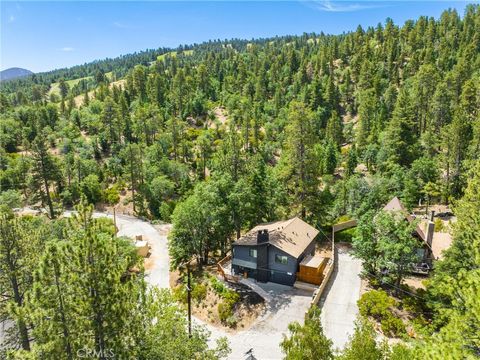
(231, 217), (319, 286)
(382, 197), (452, 270)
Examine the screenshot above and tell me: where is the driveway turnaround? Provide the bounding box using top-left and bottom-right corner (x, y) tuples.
(319, 248), (362, 350)
(203, 281), (313, 360)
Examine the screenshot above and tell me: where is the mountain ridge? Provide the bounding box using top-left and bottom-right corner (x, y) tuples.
(0, 67), (34, 82)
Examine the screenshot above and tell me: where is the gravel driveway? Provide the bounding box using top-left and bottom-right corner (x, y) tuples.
(318, 248), (362, 350)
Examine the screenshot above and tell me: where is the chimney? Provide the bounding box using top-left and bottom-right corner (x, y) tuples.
(257, 229), (269, 244)
(426, 220), (435, 248)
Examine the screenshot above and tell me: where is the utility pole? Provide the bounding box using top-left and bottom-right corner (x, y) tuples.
(179, 258), (193, 337)
(113, 207), (117, 235)
(187, 263), (192, 337)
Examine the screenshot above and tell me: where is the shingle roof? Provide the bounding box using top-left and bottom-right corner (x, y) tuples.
(431, 232), (453, 260)
(233, 217), (319, 258)
(382, 197), (425, 241)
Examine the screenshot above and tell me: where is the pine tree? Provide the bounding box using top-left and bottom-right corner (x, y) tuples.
(120, 143), (145, 215)
(380, 87), (418, 168)
(30, 131), (59, 219)
(28, 242), (77, 359)
(280, 307), (333, 360)
(323, 140), (338, 175)
(58, 79), (69, 100)
(280, 101), (320, 219)
(325, 110), (343, 147)
(0, 215), (45, 351)
(83, 89), (90, 106)
(66, 203), (144, 358)
(345, 145), (358, 177)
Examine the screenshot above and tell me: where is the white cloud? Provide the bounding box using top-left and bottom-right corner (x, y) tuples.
(61, 47), (75, 52)
(302, 0), (383, 13)
(113, 21), (130, 29)
(8, 15), (16, 23)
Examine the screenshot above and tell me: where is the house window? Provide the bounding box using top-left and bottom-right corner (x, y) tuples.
(275, 255), (288, 265)
(249, 249), (257, 258)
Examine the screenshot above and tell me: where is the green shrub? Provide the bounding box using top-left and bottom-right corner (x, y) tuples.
(172, 285), (187, 304)
(401, 295), (422, 314)
(358, 290), (395, 319)
(0, 189), (22, 209)
(225, 315), (238, 328)
(381, 313), (406, 337)
(192, 283), (207, 302)
(334, 227), (357, 243)
(218, 301), (233, 323)
(223, 290), (240, 304)
(159, 201), (175, 222)
(104, 185), (120, 205)
(337, 214), (351, 223)
(210, 276), (228, 295)
(80, 174), (102, 204)
(434, 218), (445, 232)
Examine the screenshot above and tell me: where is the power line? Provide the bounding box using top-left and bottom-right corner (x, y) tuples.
(330, 241), (430, 302)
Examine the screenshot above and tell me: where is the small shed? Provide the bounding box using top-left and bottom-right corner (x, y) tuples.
(297, 254), (328, 285)
(135, 240), (150, 257)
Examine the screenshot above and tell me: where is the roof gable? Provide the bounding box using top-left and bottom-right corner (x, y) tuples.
(382, 197), (425, 240)
(233, 217), (318, 258)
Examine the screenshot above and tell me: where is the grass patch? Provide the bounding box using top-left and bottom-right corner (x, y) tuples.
(48, 76), (93, 96)
(157, 50), (193, 62)
(334, 226), (357, 243)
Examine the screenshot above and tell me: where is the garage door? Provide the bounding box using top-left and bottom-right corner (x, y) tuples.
(270, 270), (295, 286)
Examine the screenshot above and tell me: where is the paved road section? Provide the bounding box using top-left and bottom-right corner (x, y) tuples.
(319, 249), (362, 350)
(64, 211), (170, 289)
(9, 210), (360, 358)
(204, 282), (313, 360)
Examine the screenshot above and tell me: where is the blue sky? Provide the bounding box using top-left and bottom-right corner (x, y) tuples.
(1, 1), (476, 73)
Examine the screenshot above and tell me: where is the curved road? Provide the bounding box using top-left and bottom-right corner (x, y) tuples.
(9, 211), (361, 358)
(64, 210), (170, 288)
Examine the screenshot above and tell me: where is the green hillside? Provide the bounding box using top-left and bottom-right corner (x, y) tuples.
(48, 76), (93, 96)
(1, 5), (480, 359)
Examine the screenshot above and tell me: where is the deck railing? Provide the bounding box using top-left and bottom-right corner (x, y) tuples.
(217, 253), (241, 282)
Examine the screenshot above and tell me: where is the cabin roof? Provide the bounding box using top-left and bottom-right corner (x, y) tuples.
(233, 217), (319, 258)
(431, 232), (453, 260)
(382, 197), (426, 241)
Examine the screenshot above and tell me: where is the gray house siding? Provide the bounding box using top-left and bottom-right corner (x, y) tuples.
(231, 238), (316, 286)
(232, 246), (256, 265)
(232, 245), (259, 279)
(267, 246), (297, 285)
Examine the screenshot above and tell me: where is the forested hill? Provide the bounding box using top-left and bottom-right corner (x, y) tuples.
(1, 4), (480, 358)
(0, 5), (479, 231)
(0, 38), (266, 98)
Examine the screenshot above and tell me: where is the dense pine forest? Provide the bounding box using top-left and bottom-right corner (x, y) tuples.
(1, 5), (479, 359)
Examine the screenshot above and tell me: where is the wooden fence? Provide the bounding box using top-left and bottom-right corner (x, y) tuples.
(309, 259), (334, 306)
(332, 219), (358, 233)
(217, 253), (241, 283)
